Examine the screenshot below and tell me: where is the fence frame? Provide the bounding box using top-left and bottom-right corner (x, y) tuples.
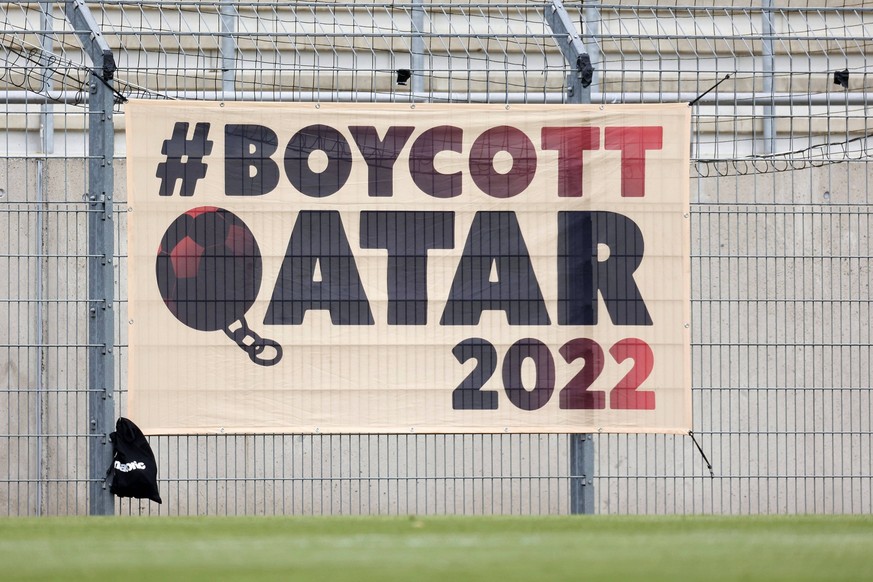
(1, 0), (870, 516)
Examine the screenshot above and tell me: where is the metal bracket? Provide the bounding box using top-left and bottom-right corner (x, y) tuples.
(100, 49), (116, 81)
(89, 298), (108, 317)
(88, 193), (111, 220)
(576, 54), (594, 88)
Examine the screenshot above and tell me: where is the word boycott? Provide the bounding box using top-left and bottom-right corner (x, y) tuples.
(157, 121), (664, 200)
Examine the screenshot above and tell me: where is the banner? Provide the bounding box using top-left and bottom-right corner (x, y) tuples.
(126, 101), (691, 434)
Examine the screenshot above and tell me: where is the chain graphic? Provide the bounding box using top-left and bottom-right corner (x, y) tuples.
(223, 316), (283, 367)
(156, 122), (213, 197)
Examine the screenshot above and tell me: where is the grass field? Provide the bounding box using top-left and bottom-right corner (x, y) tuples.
(1, 515), (871, 581)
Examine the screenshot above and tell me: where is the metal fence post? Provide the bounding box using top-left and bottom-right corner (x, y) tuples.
(546, 0), (591, 106)
(410, 0), (426, 97)
(220, 3), (237, 97)
(64, 0), (116, 516)
(36, 0), (57, 518)
(584, 1), (601, 101)
(545, 0), (595, 515)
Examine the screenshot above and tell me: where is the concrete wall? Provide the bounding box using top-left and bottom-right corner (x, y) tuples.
(0, 157), (89, 515)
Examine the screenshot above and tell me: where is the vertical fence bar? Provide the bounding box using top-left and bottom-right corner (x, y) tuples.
(584, 1), (600, 101)
(761, 0), (776, 154)
(545, 0), (594, 515)
(36, 0), (56, 517)
(64, 0), (116, 516)
(39, 3), (55, 156)
(220, 2), (236, 97)
(410, 0), (425, 98)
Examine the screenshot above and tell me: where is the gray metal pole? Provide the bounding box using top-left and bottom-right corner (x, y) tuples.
(410, 0), (425, 97)
(762, 0), (776, 154)
(569, 434), (594, 514)
(546, 0), (595, 515)
(36, 0), (56, 518)
(65, 0), (116, 516)
(39, 2), (55, 155)
(584, 1), (601, 101)
(220, 3), (237, 96)
(545, 0), (591, 105)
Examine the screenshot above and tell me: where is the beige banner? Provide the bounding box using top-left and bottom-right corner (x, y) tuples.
(126, 101), (691, 434)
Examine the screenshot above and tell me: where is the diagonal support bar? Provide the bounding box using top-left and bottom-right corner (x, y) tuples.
(66, 0), (116, 80)
(545, 0), (593, 104)
(65, 0), (116, 517)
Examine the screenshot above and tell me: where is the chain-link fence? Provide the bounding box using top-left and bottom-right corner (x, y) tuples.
(1, 1), (871, 515)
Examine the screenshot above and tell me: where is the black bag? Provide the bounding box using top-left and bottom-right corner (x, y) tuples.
(106, 417), (162, 504)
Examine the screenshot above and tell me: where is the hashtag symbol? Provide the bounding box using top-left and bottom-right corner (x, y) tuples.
(156, 122), (213, 197)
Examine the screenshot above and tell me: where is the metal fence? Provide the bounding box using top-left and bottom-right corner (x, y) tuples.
(1, 0), (871, 516)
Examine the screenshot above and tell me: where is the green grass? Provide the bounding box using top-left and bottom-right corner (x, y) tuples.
(1, 515), (872, 581)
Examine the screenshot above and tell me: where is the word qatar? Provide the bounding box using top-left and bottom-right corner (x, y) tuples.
(262, 209), (652, 328)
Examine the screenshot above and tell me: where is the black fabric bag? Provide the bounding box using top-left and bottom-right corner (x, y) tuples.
(106, 417), (162, 504)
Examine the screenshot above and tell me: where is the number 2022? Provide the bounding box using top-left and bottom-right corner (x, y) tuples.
(452, 338), (655, 411)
